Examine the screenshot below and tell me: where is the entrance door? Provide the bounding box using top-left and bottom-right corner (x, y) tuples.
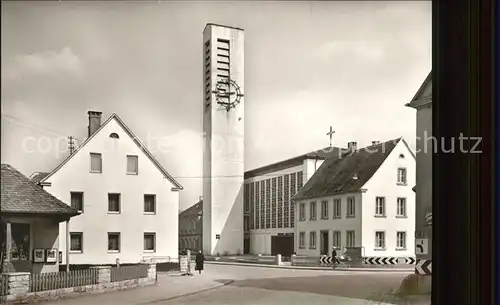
(271, 235), (294, 257)
(243, 237), (250, 254)
(320, 231), (329, 255)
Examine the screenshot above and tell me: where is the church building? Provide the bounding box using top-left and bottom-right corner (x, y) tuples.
(243, 145), (347, 256)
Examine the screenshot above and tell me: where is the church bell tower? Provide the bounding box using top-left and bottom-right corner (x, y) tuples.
(202, 24), (245, 255)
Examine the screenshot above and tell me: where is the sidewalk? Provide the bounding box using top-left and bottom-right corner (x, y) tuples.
(44, 272), (232, 305)
(206, 260), (414, 272)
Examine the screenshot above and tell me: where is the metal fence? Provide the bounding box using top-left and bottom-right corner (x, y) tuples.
(30, 269), (98, 293)
(0, 275), (7, 296)
(110, 264), (148, 282)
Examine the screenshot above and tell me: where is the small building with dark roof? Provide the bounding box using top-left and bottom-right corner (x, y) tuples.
(1, 164), (80, 273)
(291, 138), (416, 258)
(243, 144), (348, 256)
(178, 198), (203, 253)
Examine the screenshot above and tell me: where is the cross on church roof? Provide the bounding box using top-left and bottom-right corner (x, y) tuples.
(326, 126), (335, 147)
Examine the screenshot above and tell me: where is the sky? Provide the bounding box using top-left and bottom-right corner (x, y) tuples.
(1, 1), (431, 211)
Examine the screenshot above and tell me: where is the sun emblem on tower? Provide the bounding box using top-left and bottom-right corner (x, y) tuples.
(212, 78), (244, 112)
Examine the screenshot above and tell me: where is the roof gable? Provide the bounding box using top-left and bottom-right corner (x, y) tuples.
(39, 113), (183, 190)
(1, 164), (79, 217)
(407, 71), (432, 108)
(179, 200), (203, 216)
(244, 146), (345, 179)
(292, 138), (401, 201)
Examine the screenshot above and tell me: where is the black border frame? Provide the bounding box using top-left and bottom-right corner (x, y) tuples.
(434, 0), (496, 304)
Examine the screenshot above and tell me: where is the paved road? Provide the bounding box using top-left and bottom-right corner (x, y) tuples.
(43, 264), (429, 305)
(156, 265), (430, 305)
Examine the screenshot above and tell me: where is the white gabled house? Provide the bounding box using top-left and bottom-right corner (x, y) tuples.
(292, 138), (416, 259)
(37, 111), (183, 265)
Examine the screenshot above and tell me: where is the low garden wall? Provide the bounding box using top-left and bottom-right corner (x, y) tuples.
(1, 263), (157, 304)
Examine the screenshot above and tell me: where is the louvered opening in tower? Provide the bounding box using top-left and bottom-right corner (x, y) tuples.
(216, 38), (230, 92)
(204, 40), (211, 104)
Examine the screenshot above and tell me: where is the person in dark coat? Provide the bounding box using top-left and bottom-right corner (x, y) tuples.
(195, 250), (205, 274)
(331, 248), (338, 268)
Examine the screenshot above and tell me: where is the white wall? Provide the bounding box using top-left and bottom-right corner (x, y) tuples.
(361, 139), (416, 258)
(44, 118), (179, 265)
(294, 193), (363, 257)
(203, 25), (245, 255)
(303, 159), (325, 182)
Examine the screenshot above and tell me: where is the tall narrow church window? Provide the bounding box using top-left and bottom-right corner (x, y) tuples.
(250, 183), (255, 230)
(260, 181), (265, 229)
(284, 174), (290, 228)
(265, 179), (271, 229)
(255, 182), (260, 229)
(290, 173), (296, 228)
(277, 176), (283, 228)
(271, 178), (277, 228)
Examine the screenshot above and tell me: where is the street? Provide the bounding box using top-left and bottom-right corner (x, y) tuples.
(45, 264), (430, 305)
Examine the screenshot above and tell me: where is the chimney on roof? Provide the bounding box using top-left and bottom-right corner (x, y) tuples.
(347, 141), (357, 151)
(199, 196), (203, 202)
(372, 141), (381, 145)
(88, 111), (102, 137)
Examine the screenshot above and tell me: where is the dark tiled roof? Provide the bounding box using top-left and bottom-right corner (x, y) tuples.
(179, 200), (203, 217)
(30, 172), (49, 184)
(244, 146), (345, 179)
(292, 138), (401, 200)
(1, 164), (79, 216)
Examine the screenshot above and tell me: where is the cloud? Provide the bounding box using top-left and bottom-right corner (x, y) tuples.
(314, 40), (386, 62)
(3, 47), (83, 81)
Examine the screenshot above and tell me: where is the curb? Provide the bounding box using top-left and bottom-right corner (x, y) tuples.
(206, 261), (413, 272)
(136, 280), (234, 304)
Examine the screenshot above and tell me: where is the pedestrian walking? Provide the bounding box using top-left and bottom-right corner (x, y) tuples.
(331, 247), (338, 268)
(195, 250), (205, 274)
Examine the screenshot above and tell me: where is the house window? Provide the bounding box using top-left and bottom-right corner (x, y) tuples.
(375, 197), (386, 216)
(108, 233), (120, 252)
(397, 168), (407, 184)
(299, 203), (306, 221)
(144, 233), (156, 252)
(109, 133), (119, 139)
(70, 233), (83, 252)
(397, 232), (406, 249)
(399, 154), (405, 159)
(309, 201), (317, 220)
(320, 201), (329, 219)
(332, 231), (341, 248)
(346, 231), (355, 247)
(299, 232), (305, 248)
(347, 197), (355, 217)
(70, 192), (84, 212)
(90, 153), (102, 173)
(144, 194), (156, 214)
(108, 193), (121, 213)
(127, 155), (138, 175)
(397, 198), (407, 217)
(333, 199), (342, 218)
(309, 231), (317, 249)
(375, 231), (385, 249)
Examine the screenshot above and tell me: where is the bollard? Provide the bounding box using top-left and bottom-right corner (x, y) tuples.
(275, 254), (282, 266)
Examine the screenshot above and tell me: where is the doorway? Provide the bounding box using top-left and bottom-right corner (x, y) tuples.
(320, 231), (329, 255)
(271, 234), (294, 257)
(243, 234), (250, 254)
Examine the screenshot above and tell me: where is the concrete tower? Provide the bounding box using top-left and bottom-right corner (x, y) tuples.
(202, 24), (245, 255)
